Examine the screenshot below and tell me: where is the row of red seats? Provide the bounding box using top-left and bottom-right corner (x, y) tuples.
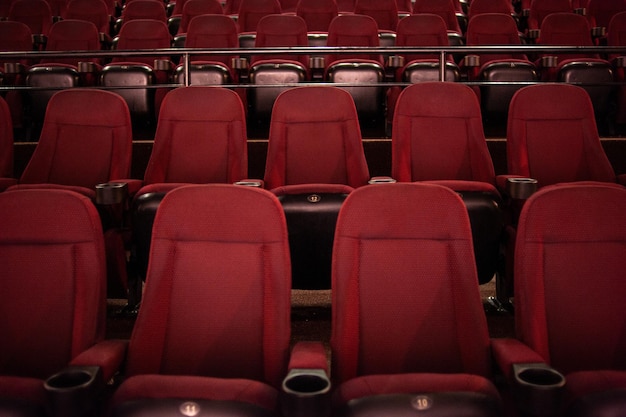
(1, 178), (625, 417)
(1, 81), (625, 299)
(4, 10), (626, 137)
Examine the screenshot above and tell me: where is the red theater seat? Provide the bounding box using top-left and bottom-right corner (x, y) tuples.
(130, 86), (248, 307)
(109, 184), (299, 415)
(0, 189), (126, 417)
(492, 182), (626, 417)
(392, 82), (503, 286)
(331, 183), (502, 416)
(264, 86), (370, 289)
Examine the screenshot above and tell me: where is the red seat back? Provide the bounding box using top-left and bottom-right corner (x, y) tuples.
(20, 89), (133, 190)
(144, 87), (248, 185)
(264, 86), (370, 190)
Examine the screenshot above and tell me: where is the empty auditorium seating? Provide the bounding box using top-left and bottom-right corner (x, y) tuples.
(535, 12), (615, 131)
(0, 95), (16, 191)
(413, 0), (465, 45)
(492, 182), (626, 417)
(247, 14), (309, 134)
(585, 0), (626, 40)
(130, 86), (248, 305)
(174, 14), (239, 85)
(114, 0), (168, 33)
(264, 86), (370, 289)
(467, 0), (515, 20)
(101, 19), (173, 127)
(7, 0), (53, 49)
(26, 19), (103, 129)
(62, 0), (113, 37)
(526, 0), (573, 32)
(296, 0), (337, 35)
(331, 183), (502, 416)
(169, 0), (223, 37)
(464, 13), (538, 125)
(496, 83), (624, 305)
(325, 14), (386, 135)
(392, 82), (502, 286)
(0, 188), (126, 417)
(236, 0), (281, 38)
(353, 0), (399, 44)
(109, 184), (298, 415)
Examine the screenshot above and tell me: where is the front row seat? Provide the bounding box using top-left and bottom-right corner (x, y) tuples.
(0, 189), (127, 417)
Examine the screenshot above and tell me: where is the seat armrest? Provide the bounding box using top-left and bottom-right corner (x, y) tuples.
(282, 341), (331, 417)
(69, 339), (128, 383)
(492, 338), (565, 417)
(45, 365), (103, 417)
(495, 175), (537, 199)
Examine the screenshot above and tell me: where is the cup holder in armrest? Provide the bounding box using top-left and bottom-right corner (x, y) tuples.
(234, 180), (263, 187)
(95, 182), (128, 205)
(513, 363), (566, 417)
(281, 369), (331, 417)
(44, 365), (103, 417)
(506, 177), (538, 200)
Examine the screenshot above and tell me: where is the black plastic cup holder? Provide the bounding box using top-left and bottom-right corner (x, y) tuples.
(506, 177), (538, 200)
(281, 369), (331, 417)
(513, 363), (566, 417)
(95, 182), (128, 205)
(44, 366), (102, 417)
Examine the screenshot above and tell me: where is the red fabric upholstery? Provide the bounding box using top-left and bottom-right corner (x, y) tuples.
(176, 0), (223, 35)
(527, 0), (572, 30)
(354, 0), (399, 31)
(8, 0), (52, 36)
(465, 13), (530, 66)
(511, 182), (626, 407)
(0, 20), (33, 66)
(251, 14), (309, 68)
(506, 84), (616, 187)
(15, 89), (133, 193)
(119, 0), (167, 25)
(395, 14), (450, 62)
(111, 19), (172, 66)
(586, 0), (626, 29)
(0, 189), (112, 401)
(62, 0), (111, 35)
(183, 14), (239, 66)
(467, 0), (513, 19)
(113, 184), (291, 411)
(141, 86), (247, 188)
(413, 0), (462, 35)
(38, 19), (101, 66)
(325, 14), (383, 65)
(538, 12), (600, 60)
(331, 183), (497, 398)
(295, 0), (337, 32)
(236, 0), (281, 33)
(264, 86), (370, 190)
(392, 82), (497, 187)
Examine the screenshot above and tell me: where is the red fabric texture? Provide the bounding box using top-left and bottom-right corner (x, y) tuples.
(334, 373), (501, 404)
(413, 0), (462, 34)
(395, 14), (450, 62)
(467, 0), (513, 19)
(507, 84), (616, 187)
(120, 0), (167, 24)
(111, 19), (172, 67)
(331, 183), (494, 389)
(8, 0), (52, 36)
(38, 19), (101, 66)
(264, 86), (370, 190)
(325, 14), (383, 65)
(527, 0), (572, 31)
(141, 87), (247, 188)
(251, 14), (309, 69)
(236, 0), (282, 33)
(112, 375), (280, 412)
(296, 0), (338, 32)
(586, 0), (626, 29)
(392, 82), (497, 187)
(62, 0), (111, 35)
(121, 185), (291, 404)
(18, 89), (133, 189)
(177, 0), (224, 34)
(514, 183), (626, 375)
(465, 13), (530, 66)
(0, 189), (108, 402)
(182, 14), (239, 68)
(354, 0), (399, 31)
